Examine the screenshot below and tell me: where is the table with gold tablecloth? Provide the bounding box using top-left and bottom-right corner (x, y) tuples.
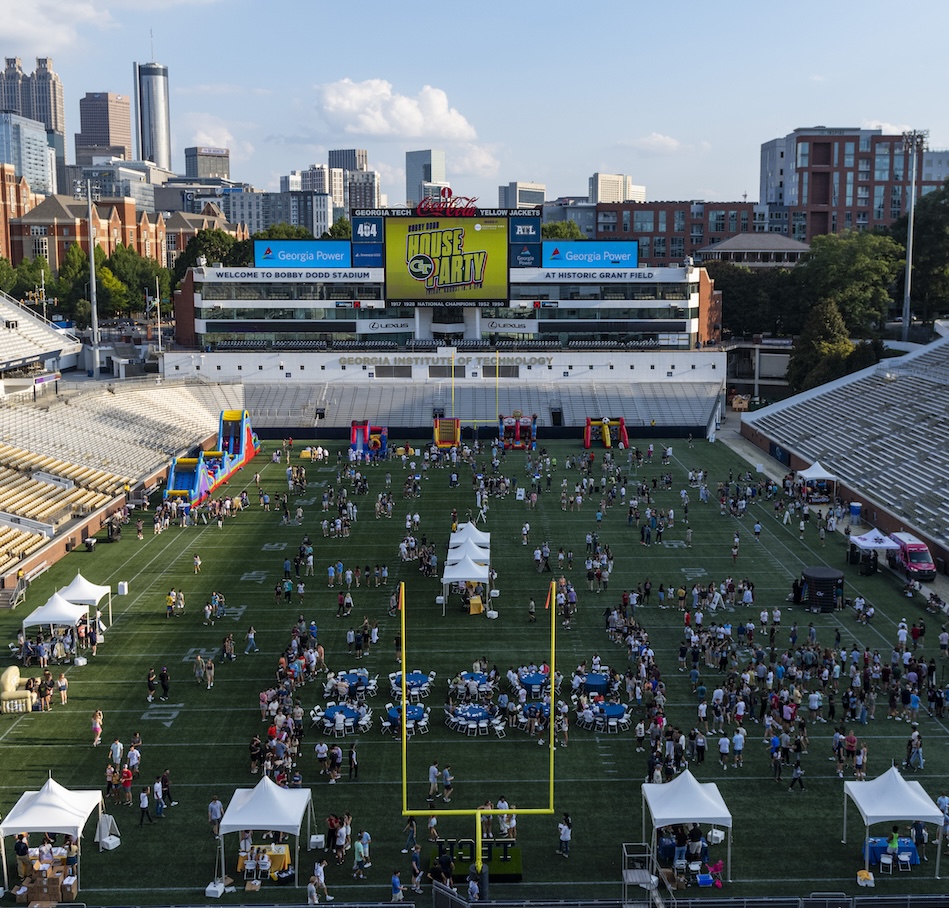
(237, 844), (290, 874)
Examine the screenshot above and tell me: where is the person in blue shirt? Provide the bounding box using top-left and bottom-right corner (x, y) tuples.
(390, 869), (404, 902)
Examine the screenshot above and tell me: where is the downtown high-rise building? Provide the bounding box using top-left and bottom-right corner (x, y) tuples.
(0, 57), (65, 188)
(499, 181), (546, 208)
(75, 92), (132, 165)
(133, 62), (172, 171)
(405, 149), (445, 207)
(0, 112), (57, 195)
(328, 149), (368, 173)
(588, 173), (646, 204)
(185, 146), (230, 180)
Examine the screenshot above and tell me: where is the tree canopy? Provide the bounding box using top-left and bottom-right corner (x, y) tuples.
(793, 231), (903, 335)
(541, 220), (585, 240)
(889, 179), (949, 324)
(785, 299), (854, 390)
(323, 217), (352, 240)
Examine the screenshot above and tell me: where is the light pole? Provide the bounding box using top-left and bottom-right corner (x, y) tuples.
(901, 129), (928, 343)
(74, 179), (101, 375)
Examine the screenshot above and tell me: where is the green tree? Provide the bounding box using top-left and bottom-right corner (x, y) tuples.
(541, 220), (585, 240)
(95, 265), (131, 317)
(10, 256), (53, 303)
(0, 256), (15, 295)
(786, 299), (854, 390)
(323, 217), (352, 240)
(889, 179), (949, 324)
(172, 228), (237, 287)
(706, 261), (798, 337)
(106, 244), (171, 314)
(793, 231), (903, 334)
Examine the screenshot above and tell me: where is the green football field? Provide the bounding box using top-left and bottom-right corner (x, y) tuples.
(2, 435), (947, 903)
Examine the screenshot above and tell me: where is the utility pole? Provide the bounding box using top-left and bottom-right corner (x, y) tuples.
(901, 129), (928, 343)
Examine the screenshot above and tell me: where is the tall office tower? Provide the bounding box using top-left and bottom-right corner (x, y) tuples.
(405, 149), (445, 207)
(133, 62), (172, 170)
(0, 112), (56, 194)
(588, 173), (646, 204)
(74, 92), (132, 165)
(499, 181), (546, 208)
(0, 57), (66, 187)
(328, 149), (368, 173)
(185, 146), (230, 179)
(345, 169), (381, 212)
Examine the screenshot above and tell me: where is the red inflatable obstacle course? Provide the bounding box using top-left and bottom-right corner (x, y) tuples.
(583, 416), (629, 449)
(351, 420), (388, 459)
(499, 413), (537, 450)
(433, 417), (461, 449)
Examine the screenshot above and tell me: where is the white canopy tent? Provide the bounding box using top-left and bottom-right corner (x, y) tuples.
(445, 537), (489, 565)
(21, 592), (89, 638)
(450, 522), (490, 547)
(798, 460), (837, 482)
(217, 776), (315, 886)
(58, 572), (113, 627)
(441, 554), (491, 601)
(850, 528), (900, 552)
(843, 766), (943, 877)
(0, 777), (104, 888)
(641, 770), (733, 881)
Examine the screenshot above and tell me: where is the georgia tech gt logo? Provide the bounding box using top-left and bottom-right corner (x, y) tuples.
(408, 254), (435, 279)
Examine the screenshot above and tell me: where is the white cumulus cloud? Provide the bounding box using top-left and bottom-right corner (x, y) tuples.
(317, 78), (477, 142)
(862, 118), (914, 135)
(179, 112), (255, 161)
(627, 133), (683, 155)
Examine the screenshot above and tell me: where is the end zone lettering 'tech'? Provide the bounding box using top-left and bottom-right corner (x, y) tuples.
(405, 226), (487, 291)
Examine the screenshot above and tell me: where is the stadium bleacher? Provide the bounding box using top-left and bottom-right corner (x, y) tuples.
(743, 337), (949, 549)
(0, 291), (82, 370)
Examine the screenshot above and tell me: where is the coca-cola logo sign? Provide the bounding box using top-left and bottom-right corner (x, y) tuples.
(416, 186), (479, 217)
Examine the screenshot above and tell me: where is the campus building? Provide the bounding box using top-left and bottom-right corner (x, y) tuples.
(759, 126), (948, 242)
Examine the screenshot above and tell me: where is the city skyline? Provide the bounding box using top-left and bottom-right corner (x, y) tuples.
(3, 0), (949, 206)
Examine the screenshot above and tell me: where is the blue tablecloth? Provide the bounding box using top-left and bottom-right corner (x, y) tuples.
(585, 672), (609, 695)
(519, 672), (548, 696)
(387, 704), (424, 723)
(393, 672), (429, 690)
(461, 672), (488, 685)
(596, 703), (626, 720)
(339, 672), (368, 696)
(453, 705), (490, 722)
(863, 837), (919, 865)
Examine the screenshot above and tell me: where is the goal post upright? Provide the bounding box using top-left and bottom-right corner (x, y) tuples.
(399, 579), (559, 871)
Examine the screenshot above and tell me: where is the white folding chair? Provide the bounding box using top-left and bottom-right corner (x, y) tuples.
(466, 721), (478, 736)
(897, 852), (912, 872)
(256, 856), (271, 880)
(879, 854), (893, 875)
(243, 859), (257, 880)
(478, 719), (490, 735)
(493, 721), (507, 738)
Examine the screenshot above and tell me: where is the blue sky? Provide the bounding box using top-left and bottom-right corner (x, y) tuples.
(7, 0), (949, 205)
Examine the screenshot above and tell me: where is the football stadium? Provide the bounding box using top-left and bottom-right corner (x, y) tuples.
(0, 219), (947, 908)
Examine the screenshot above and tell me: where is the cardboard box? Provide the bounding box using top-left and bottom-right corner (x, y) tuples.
(205, 881), (225, 898)
(60, 877), (78, 900)
(14, 885), (28, 904)
(222, 876), (234, 887)
(245, 881), (261, 892)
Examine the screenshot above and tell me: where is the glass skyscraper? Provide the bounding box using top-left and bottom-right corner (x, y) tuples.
(133, 62), (171, 171)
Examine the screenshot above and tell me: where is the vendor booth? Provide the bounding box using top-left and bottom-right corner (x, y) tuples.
(217, 776), (315, 887)
(441, 555), (491, 612)
(0, 777), (104, 891)
(58, 572), (113, 628)
(798, 461), (838, 504)
(843, 766), (943, 877)
(445, 537), (490, 565)
(450, 522), (490, 548)
(848, 527), (898, 574)
(21, 593), (90, 660)
(641, 770), (733, 881)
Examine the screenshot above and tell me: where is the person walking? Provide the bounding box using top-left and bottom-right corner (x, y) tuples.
(401, 817), (417, 854)
(427, 760), (439, 802)
(442, 764), (453, 803)
(139, 786), (154, 825)
(146, 668), (157, 702)
(209, 795), (224, 839)
(193, 552), (202, 573)
(788, 760), (806, 791)
(153, 776), (165, 818)
(205, 658), (215, 689)
(348, 742), (358, 781)
(245, 626), (259, 654)
(557, 813), (572, 857)
(92, 709), (103, 746)
(158, 667), (170, 701)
